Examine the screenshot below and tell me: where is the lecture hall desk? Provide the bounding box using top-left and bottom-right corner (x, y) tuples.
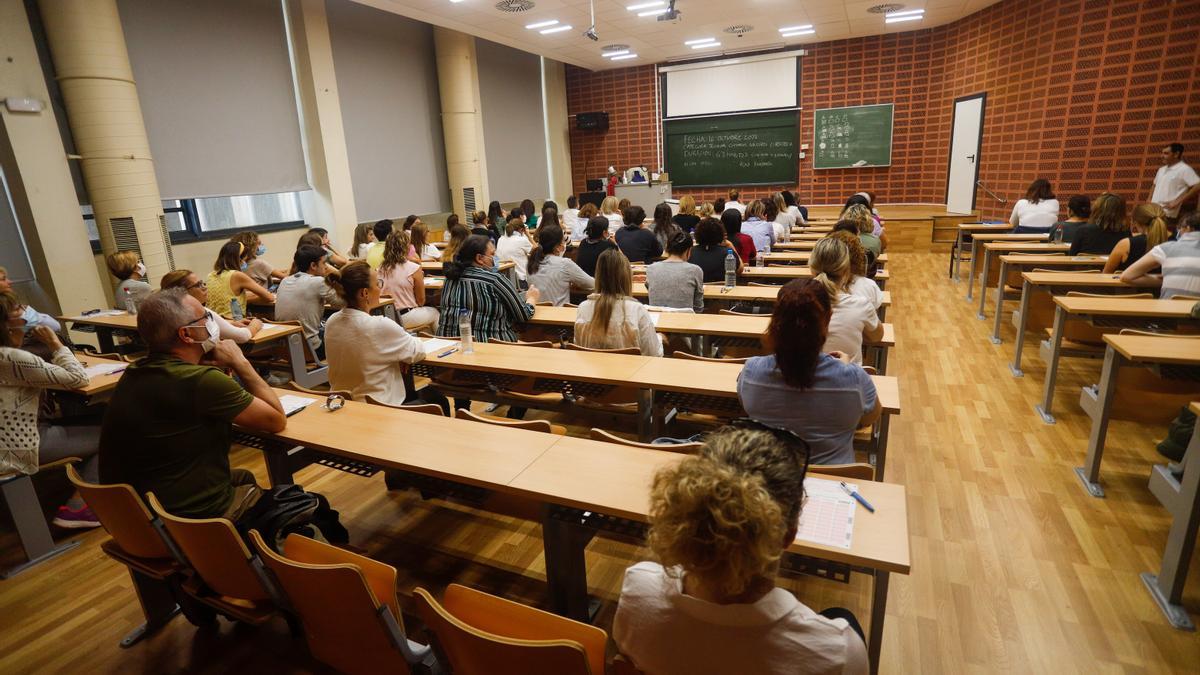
(964, 232), (1049, 301)
(988, 254), (1107, 342)
(974, 242), (1072, 318)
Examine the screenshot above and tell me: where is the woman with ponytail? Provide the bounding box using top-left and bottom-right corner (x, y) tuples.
(526, 223), (593, 306)
(807, 238), (883, 364)
(436, 234), (539, 343)
(613, 425), (869, 674)
(1104, 203), (1170, 273)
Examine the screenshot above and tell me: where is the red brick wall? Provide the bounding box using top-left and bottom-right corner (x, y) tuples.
(565, 0), (1200, 220)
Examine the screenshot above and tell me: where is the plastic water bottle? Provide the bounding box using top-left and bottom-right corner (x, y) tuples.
(458, 309), (474, 354)
(230, 298), (244, 321)
(724, 250), (737, 289)
(755, 249), (766, 267)
(123, 288), (137, 315)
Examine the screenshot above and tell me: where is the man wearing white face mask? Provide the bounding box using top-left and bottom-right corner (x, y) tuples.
(98, 288), (287, 521)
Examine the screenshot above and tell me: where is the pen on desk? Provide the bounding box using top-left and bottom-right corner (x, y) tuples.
(839, 481), (875, 513)
(436, 347), (458, 358)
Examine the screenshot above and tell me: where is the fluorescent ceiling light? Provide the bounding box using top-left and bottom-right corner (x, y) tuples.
(778, 25), (813, 32)
(638, 8), (668, 17)
(781, 30), (815, 37)
(540, 24), (573, 34)
(626, 1), (664, 10)
(886, 9), (925, 18)
(684, 38), (716, 45)
(603, 49), (630, 57)
(449, 0), (465, 3)
(885, 15), (922, 23)
(610, 53), (639, 61)
(691, 41), (721, 49)
(525, 20), (559, 29)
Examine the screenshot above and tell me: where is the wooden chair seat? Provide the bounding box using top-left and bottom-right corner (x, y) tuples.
(100, 539), (182, 581)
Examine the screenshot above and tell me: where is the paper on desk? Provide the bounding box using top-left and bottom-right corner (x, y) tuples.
(259, 322), (283, 331)
(85, 310), (126, 317)
(84, 363), (127, 378)
(279, 395), (317, 416)
(421, 338), (457, 354)
(794, 477), (856, 549)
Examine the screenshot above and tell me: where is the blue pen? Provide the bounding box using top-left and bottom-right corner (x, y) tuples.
(839, 482), (875, 513)
(436, 347), (458, 358)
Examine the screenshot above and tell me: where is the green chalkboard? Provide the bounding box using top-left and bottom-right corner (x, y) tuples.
(812, 104), (893, 169)
(664, 111), (799, 187)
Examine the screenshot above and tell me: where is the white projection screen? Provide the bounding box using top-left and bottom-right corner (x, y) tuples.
(663, 53), (800, 118)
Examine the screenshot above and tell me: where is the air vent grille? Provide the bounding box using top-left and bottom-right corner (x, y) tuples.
(159, 214), (176, 270)
(602, 44), (630, 52)
(494, 0), (534, 13)
(109, 216), (140, 252)
(463, 187), (476, 214)
(723, 25), (754, 36)
(867, 4), (905, 13)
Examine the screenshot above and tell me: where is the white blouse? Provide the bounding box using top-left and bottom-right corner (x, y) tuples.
(574, 297), (663, 356)
(1008, 198), (1060, 230)
(324, 308), (427, 406)
(495, 233), (534, 281)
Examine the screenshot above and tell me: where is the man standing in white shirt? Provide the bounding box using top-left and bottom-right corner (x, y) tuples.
(1152, 143), (1200, 226)
(724, 188), (746, 215)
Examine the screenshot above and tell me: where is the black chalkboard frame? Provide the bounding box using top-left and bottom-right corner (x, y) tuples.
(662, 110), (801, 188)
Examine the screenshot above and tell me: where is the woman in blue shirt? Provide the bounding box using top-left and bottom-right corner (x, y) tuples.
(737, 278), (881, 465)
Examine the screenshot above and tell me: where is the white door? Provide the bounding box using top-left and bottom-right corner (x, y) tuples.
(946, 94), (986, 214)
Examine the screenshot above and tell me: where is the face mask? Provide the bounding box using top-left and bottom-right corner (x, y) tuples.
(200, 313), (220, 353)
(491, 255), (499, 273)
(255, 244), (267, 256)
(240, 261), (249, 272)
(135, 262), (146, 277)
(20, 305), (39, 333)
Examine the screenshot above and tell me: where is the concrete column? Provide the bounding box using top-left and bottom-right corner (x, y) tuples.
(37, 0), (175, 289)
(285, 0), (357, 244)
(0, 0), (106, 314)
(433, 28), (489, 217)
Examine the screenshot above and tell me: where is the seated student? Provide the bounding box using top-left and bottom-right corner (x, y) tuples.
(1121, 211), (1200, 298)
(738, 279), (880, 466)
(651, 202), (681, 251)
(672, 195), (701, 234)
(618, 198), (632, 213)
(527, 223), (594, 306)
(206, 241), (274, 318)
(496, 216), (534, 285)
(98, 288), (288, 522)
(722, 208), (756, 266)
(783, 190), (808, 224)
(574, 202), (599, 241)
(1009, 178), (1060, 233)
(437, 234), (540, 343)
(741, 200), (776, 254)
(809, 238), (883, 364)
(470, 210), (498, 242)
(829, 231), (883, 309)
(409, 221), (441, 262)
(601, 196), (624, 234)
(537, 206), (560, 239)
(106, 251), (153, 310)
(575, 248), (663, 356)
(771, 193), (796, 239)
(348, 222), (376, 260)
(713, 197), (727, 215)
(646, 232), (704, 313)
(561, 196), (580, 230)
(690, 217), (744, 283)
(616, 206), (664, 264)
(232, 231), (288, 290)
(724, 187), (746, 215)
(309, 227), (349, 269)
(275, 245), (341, 360)
(0, 292), (101, 529)
(365, 219), (394, 268)
(1069, 193), (1130, 256)
(1105, 203), (1170, 273)
(521, 199), (539, 229)
(160, 270), (263, 343)
(440, 223), (471, 263)
(0, 267), (62, 338)
(486, 201), (505, 233)
(842, 194), (885, 241)
(613, 424), (869, 675)
(575, 216), (619, 278)
(1053, 194), (1091, 243)
(840, 205), (881, 256)
(325, 261), (448, 412)
(378, 231), (440, 331)
(696, 201), (715, 220)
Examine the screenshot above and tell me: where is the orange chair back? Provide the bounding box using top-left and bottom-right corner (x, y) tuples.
(146, 493), (272, 602)
(589, 428), (701, 454)
(66, 465), (172, 560)
(809, 463), (875, 481)
(563, 342), (641, 355)
(414, 585), (602, 675)
(250, 532), (414, 675)
(455, 409), (565, 435)
(363, 395), (444, 416)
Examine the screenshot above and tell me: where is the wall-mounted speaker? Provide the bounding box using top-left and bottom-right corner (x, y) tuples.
(576, 111), (609, 131)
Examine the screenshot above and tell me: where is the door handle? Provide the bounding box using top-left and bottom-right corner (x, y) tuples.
(967, 154), (976, 163)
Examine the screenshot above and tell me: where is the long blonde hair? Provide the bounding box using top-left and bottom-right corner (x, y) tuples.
(601, 196), (619, 216)
(679, 194), (696, 215)
(441, 224), (470, 263)
(1131, 203), (1169, 248)
(828, 230), (868, 278)
(589, 248), (633, 333)
(808, 237), (851, 296)
(379, 230), (411, 276)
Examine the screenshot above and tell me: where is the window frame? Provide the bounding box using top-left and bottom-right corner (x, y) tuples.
(86, 197), (307, 252)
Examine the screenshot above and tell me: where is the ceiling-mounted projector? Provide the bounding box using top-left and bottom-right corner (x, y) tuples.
(584, 27), (599, 41)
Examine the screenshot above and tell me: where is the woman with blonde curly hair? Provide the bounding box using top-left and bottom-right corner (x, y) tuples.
(828, 230), (883, 310)
(613, 425), (868, 675)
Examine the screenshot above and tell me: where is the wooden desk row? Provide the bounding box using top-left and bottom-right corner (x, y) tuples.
(243, 389), (910, 670)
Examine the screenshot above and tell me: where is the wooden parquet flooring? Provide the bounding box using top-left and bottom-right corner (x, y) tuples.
(1, 251), (1199, 673)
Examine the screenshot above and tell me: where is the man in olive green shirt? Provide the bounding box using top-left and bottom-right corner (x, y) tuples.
(99, 289), (286, 520)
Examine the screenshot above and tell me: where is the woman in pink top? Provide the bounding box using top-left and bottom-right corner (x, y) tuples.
(378, 231), (440, 331)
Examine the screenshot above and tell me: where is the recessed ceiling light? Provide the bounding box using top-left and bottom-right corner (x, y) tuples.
(885, 14), (922, 23)
(610, 53), (639, 61)
(691, 41), (721, 49)
(449, 0), (466, 4)
(626, 1), (664, 10)
(637, 8), (668, 17)
(684, 37), (716, 45)
(540, 24), (573, 34)
(778, 25), (813, 32)
(781, 30), (815, 37)
(603, 49), (630, 57)
(525, 19), (559, 29)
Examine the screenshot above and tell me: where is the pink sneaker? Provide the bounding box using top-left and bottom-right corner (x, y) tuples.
(52, 505), (102, 529)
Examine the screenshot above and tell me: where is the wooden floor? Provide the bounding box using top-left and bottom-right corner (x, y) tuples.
(2, 251), (1200, 673)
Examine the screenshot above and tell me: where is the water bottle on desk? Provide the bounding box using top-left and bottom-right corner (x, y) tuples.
(123, 288), (137, 315)
(458, 309), (473, 354)
(724, 249), (737, 289)
(230, 298), (244, 321)
(755, 248), (766, 268)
